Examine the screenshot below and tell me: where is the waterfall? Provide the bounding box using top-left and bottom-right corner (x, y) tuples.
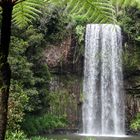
(82, 24), (125, 135)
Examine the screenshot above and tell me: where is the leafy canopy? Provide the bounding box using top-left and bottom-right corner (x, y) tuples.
(48, 0), (140, 24)
(1, 0), (140, 27)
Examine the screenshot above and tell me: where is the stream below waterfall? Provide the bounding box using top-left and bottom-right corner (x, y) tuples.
(45, 134), (140, 140)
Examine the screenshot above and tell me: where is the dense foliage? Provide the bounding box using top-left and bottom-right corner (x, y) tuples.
(2, 0), (140, 139)
(7, 5), (73, 138)
(22, 114), (67, 135)
(8, 25), (51, 130)
(119, 8), (140, 72)
(117, 8), (140, 131)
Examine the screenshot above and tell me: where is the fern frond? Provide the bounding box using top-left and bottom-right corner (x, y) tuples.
(12, 0), (44, 27)
(111, 0), (140, 8)
(48, 0), (117, 24)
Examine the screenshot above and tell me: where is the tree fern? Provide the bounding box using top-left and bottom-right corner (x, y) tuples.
(48, 0), (117, 23)
(48, 0), (140, 24)
(111, 0), (140, 8)
(2, 0), (139, 27)
(12, 0), (44, 27)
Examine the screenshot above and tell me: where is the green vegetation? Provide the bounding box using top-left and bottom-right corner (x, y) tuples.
(22, 114), (67, 135)
(131, 113), (140, 130)
(119, 8), (140, 72)
(8, 26), (51, 131)
(0, 0), (139, 139)
(6, 5), (77, 138)
(6, 131), (28, 140)
(118, 7), (140, 131)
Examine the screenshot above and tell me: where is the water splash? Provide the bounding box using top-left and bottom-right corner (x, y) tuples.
(82, 24), (125, 135)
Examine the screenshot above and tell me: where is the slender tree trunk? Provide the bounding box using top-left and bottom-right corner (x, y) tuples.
(0, 1), (13, 140)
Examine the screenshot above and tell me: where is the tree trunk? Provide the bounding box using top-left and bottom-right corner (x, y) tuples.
(0, 2), (13, 140)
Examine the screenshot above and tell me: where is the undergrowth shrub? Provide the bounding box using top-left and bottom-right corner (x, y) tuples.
(6, 131), (28, 140)
(131, 113), (140, 130)
(22, 114), (68, 135)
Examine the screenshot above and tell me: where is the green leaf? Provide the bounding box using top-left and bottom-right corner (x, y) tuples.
(12, 0), (44, 28)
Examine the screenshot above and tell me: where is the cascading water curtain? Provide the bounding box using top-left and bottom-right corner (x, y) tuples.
(82, 24), (125, 136)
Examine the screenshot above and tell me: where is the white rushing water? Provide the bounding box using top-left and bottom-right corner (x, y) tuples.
(82, 24), (125, 136)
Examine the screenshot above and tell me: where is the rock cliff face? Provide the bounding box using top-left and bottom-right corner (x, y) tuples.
(44, 37), (71, 69)
(125, 74), (140, 134)
(125, 94), (140, 134)
(43, 35), (83, 74)
(43, 35), (140, 133)
(43, 35), (83, 129)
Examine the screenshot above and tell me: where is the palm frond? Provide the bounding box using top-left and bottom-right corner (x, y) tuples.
(12, 0), (44, 27)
